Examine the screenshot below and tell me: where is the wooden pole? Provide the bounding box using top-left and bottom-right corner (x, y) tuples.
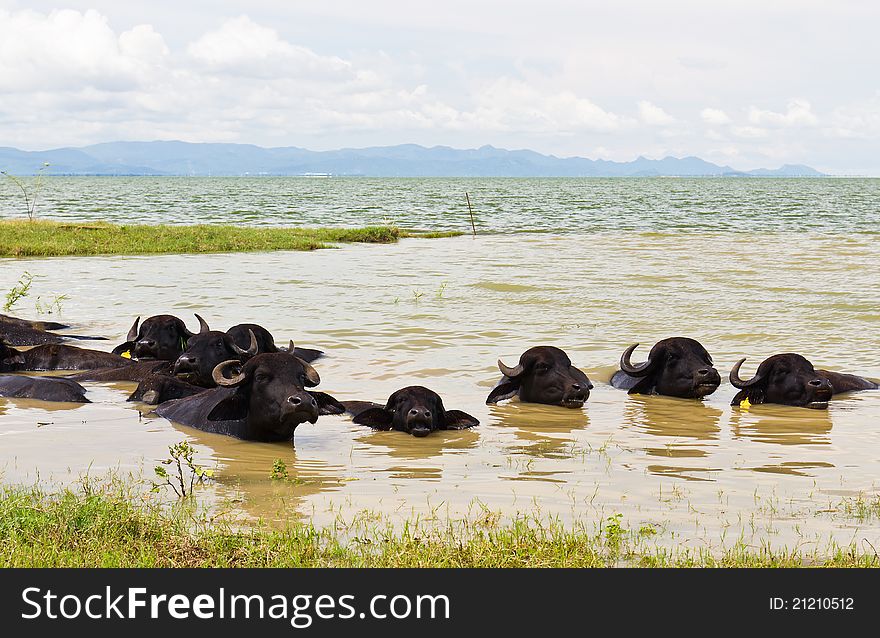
(465, 192), (477, 236)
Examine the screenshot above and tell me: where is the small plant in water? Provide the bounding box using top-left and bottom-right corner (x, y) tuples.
(436, 281), (448, 298)
(412, 290), (425, 302)
(1, 162), (50, 221)
(4, 271), (34, 312)
(35, 293), (69, 315)
(270, 458), (290, 480)
(604, 513), (629, 552)
(152, 441), (213, 498)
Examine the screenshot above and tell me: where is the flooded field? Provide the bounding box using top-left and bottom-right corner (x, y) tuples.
(2, 177), (880, 554)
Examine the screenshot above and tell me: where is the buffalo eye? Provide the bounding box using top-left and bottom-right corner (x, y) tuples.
(535, 362), (550, 374)
(255, 373), (271, 383)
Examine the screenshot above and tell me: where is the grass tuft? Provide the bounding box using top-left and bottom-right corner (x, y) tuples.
(0, 221), (462, 257)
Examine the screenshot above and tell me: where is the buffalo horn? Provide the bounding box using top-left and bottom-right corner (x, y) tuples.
(195, 313), (210, 334)
(126, 316), (140, 342)
(231, 329), (259, 357)
(497, 359), (524, 378)
(619, 343), (653, 377)
(212, 359), (247, 387)
(729, 357), (762, 389)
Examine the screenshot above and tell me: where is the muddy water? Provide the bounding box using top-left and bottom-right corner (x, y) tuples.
(2, 227), (879, 552)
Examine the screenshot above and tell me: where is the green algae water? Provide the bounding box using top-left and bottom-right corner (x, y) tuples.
(1, 177), (879, 555)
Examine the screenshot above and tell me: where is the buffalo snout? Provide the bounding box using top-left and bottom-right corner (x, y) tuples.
(282, 391), (319, 423)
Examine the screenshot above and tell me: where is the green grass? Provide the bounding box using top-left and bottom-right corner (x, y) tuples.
(1, 484), (878, 567)
(0, 220), (462, 257)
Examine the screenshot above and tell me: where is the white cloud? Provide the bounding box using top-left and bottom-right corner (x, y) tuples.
(700, 108), (731, 125)
(638, 101), (675, 125)
(748, 99), (818, 127)
(731, 126), (769, 139)
(828, 94), (880, 138)
(187, 16), (352, 80)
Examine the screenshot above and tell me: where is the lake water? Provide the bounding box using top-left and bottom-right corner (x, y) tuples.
(1, 177), (879, 555)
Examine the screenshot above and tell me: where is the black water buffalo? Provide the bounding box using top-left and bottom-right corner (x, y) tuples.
(0, 375), (89, 403)
(344, 386), (479, 437)
(1, 340), (132, 372)
(156, 351), (345, 443)
(611, 337), (721, 399)
(0, 314), (107, 346)
(69, 359), (171, 383)
(486, 346), (592, 408)
(112, 314), (201, 360)
(128, 373), (206, 405)
(730, 353), (878, 409)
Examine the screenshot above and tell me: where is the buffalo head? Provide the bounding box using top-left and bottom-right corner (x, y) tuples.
(351, 386), (479, 437)
(173, 319), (259, 387)
(730, 353), (833, 409)
(614, 337), (721, 398)
(206, 348), (345, 442)
(486, 346), (592, 408)
(113, 314), (200, 360)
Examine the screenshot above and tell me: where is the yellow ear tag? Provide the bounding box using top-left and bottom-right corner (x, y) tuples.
(121, 350), (132, 359)
(740, 397), (751, 410)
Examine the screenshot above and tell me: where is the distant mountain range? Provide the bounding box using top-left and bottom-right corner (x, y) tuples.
(0, 141), (826, 177)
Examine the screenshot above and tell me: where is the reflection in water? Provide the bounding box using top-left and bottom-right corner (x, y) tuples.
(489, 401), (589, 460)
(624, 395), (722, 441)
(730, 405), (834, 446)
(623, 395), (722, 481)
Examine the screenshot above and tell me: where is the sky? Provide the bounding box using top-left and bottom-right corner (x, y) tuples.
(0, 1), (878, 174)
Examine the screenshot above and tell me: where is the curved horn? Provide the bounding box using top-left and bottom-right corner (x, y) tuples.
(619, 343), (653, 377)
(497, 358), (524, 379)
(729, 357), (763, 389)
(231, 329), (259, 357)
(287, 340), (296, 353)
(195, 313), (210, 334)
(212, 359), (248, 387)
(126, 316), (140, 342)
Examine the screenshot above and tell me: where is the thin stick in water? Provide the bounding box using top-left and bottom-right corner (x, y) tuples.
(465, 192), (477, 236)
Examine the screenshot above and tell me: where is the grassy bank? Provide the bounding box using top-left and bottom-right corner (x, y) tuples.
(1, 485), (877, 567)
(0, 220), (462, 257)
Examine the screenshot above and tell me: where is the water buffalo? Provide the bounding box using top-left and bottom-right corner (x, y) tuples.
(112, 314), (201, 360)
(0, 375), (89, 403)
(486, 346), (592, 408)
(1, 340), (132, 372)
(730, 353), (878, 409)
(69, 359), (171, 383)
(611, 337), (721, 399)
(0, 314), (107, 346)
(344, 386), (479, 437)
(156, 351), (345, 443)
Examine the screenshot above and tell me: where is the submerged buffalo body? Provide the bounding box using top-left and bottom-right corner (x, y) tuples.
(0, 375), (89, 403)
(112, 314), (200, 361)
(611, 337), (721, 399)
(156, 352), (344, 443)
(730, 353), (878, 409)
(344, 386), (479, 437)
(1, 341), (132, 372)
(486, 346), (592, 408)
(0, 314), (106, 346)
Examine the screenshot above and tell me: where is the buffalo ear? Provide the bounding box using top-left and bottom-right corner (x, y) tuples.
(486, 380), (520, 404)
(207, 392), (248, 421)
(443, 410), (479, 430)
(311, 391), (346, 416)
(731, 388), (764, 407)
(352, 407), (394, 430)
(292, 347), (324, 363)
(627, 377), (657, 395)
(112, 341), (136, 356)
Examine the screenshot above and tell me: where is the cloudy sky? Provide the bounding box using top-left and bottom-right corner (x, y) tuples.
(1, 1), (878, 173)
